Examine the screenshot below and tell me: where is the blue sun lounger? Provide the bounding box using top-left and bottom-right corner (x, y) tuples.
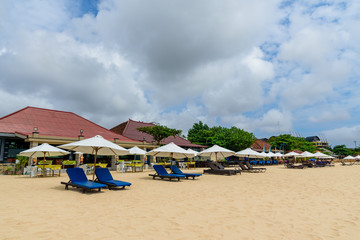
(61, 168), (107, 193)
(149, 165), (186, 181)
(95, 168), (132, 189)
(170, 165), (202, 180)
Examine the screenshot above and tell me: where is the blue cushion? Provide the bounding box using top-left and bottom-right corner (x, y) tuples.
(66, 168), (106, 189)
(95, 168), (114, 181)
(170, 165), (202, 177)
(153, 165), (185, 178)
(153, 165), (169, 175)
(102, 179), (131, 187)
(95, 168), (131, 186)
(71, 181), (107, 189)
(67, 168), (89, 182)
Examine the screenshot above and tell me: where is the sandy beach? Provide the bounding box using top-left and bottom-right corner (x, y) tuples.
(0, 164), (359, 240)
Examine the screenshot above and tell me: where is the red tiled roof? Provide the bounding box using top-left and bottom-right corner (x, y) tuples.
(0, 107), (137, 142)
(293, 149), (303, 154)
(251, 139), (271, 152)
(110, 119), (207, 148)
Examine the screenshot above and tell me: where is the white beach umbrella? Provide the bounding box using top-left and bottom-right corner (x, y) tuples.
(128, 146), (147, 172)
(343, 155), (355, 160)
(59, 135), (129, 180)
(19, 143), (70, 176)
(198, 145), (234, 161)
(354, 155), (360, 159)
(257, 152), (268, 158)
(147, 142), (195, 167)
(313, 152), (331, 159)
(266, 152), (276, 158)
(129, 146), (147, 155)
(186, 148), (199, 156)
(300, 151), (315, 158)
(235, 148), (261, 159)
(284, 151), (301, 157)
(274, 152), (284, 158)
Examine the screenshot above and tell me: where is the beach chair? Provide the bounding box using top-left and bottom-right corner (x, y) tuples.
(285, 163), (304, 169)
(238, 162), (263, 173)
(94, 168), (132, 189)
(301, 161), (314, 168)
(341, 161), (354, 166)
(170, 165), (202, 180)
(203, 162), (238, 176)
(315, 161), (326, 167)
(149, 165), (186, 181)
(250, 160), (257, 165)
(213, 161), (241, 174)
(245, 161), (266, 172)
(61, 168), (107, 193)
(325, 161), (335, 167)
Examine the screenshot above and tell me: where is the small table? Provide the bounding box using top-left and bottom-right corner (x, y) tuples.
(125, 161), (144, 172)
(36, 165), (62, 176)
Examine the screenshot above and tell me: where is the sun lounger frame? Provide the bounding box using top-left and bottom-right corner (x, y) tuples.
(238, 162), (265, 173)
(203, 162), (238, 176)
(213, 162), (242, 174)
(61, 168), (107, 193)
(61, 180), (106, 193)
(285, 163), (305, 169)
(94, 168), (132, 190)
(341, 161), (355, 166)
(244, 161), (266, 172)
(149, 165), (186, 181)
(170, 165), (202, 180)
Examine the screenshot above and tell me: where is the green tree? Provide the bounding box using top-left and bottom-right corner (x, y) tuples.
(269, 134), (317, 152)
(222, 127), (256, 151)
(187, 121), (212, 146)
(187, 122), (256, 151)
(332, 145), (352, 157)
(137, 124), (182, 145)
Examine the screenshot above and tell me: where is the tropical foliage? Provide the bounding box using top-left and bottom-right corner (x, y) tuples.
(187, 121), (256, 151)
(137, 124), (182, 145)
(331, 145), (354, 157)
(268, 134), (317, 152)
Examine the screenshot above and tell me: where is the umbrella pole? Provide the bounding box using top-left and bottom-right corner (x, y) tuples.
(42, 152), (46, 177)
(92, 148), (99, 180)
(170, 153), (173, 170)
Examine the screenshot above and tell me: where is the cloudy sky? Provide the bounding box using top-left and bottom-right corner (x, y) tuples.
(1, 0), (360, 147)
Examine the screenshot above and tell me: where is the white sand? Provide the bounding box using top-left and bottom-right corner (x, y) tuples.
(0, 164), (359, 240)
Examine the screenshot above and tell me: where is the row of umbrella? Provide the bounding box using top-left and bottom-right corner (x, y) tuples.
(283, 151), (335, 159)
(18, 135), (338, 180)
(343, 155), (360, 160)
(19, 136), (199, 180)
(19, 135), (145, 180)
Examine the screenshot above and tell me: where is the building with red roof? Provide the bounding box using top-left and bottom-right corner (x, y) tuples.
(0, 107), (140, 163)
(110, 119), (207, 150)
(251, 139), (271, 152)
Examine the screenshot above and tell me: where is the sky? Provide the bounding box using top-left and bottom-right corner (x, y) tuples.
(1, 0), (360, 148)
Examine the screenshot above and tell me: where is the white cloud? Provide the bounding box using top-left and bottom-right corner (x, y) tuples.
(322, 125), (360, 147)
(1, 0), (360, 148)
(308, 108), (350, 123)
(222, 109), (292, 135)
